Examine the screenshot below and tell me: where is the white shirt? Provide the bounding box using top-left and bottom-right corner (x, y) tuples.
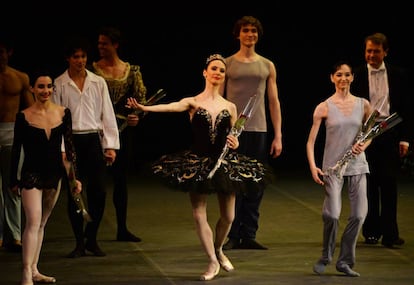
(367, 63), (409, 148)
(53, 69), (120, 150)
(368, 62), (389, 118)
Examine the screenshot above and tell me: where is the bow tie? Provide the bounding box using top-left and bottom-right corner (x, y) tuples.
(371, 69), (385, 75)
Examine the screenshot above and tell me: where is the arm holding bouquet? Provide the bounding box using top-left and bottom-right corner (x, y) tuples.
(326, 111), (402, 179)
(307, 98), (374, 184)
(62, 153), (90, 222)
(207, 95), (258, 179)
(62, 153), (82, 195)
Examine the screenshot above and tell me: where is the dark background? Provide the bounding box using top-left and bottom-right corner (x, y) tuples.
(3, 2), (412, 172)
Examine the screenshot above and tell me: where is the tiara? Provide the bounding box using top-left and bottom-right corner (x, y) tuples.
(206, 54), (226, 65)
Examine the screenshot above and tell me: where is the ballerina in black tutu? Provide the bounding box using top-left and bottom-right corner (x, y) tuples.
(127, 54), (272, 281)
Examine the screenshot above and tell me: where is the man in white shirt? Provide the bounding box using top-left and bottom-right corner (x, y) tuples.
(53, 35), (119, 258)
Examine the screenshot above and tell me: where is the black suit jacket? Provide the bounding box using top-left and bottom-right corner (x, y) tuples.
(351, 62), (413, 144)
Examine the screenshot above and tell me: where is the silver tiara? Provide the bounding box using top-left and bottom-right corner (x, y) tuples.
(206, 54), (226, 65)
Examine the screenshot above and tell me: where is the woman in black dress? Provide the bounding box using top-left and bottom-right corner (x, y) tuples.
(127, 54), (271, 281)
(10, 70), (81, 285)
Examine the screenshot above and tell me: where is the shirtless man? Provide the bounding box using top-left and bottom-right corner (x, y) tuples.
(0, 36), (35, 252)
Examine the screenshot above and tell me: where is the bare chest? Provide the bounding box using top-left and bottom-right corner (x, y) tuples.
(0, 73), (24, 95)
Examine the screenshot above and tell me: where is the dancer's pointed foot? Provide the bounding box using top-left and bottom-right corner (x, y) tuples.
(199, 261), (220, 281)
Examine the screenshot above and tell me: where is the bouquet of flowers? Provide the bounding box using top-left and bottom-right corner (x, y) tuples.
(207, 95), (258, 179)
(117, 89), (167, 132)
(326, 111), (402, 178)
(66, 162), (92, 222)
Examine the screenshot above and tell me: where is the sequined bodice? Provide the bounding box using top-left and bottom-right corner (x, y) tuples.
(190, 108), (231, 158)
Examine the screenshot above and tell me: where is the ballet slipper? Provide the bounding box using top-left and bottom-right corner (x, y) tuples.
(217, 254), (234, 272)
(32, 273), (56, 283)
(215, 249), (235, 272)
(199, 262), (220, 281)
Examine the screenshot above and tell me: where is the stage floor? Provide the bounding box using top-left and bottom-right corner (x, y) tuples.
(2, 167), (413, 285)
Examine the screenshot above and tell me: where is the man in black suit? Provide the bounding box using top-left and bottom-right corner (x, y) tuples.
(351, 32), (412, 248)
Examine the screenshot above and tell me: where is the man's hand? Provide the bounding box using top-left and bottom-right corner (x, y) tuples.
(127, 114), (139, 127)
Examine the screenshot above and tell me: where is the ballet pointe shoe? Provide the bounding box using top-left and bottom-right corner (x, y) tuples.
(215, 249), (234, 272)
(199, 262), (220, 281)
(32, 273), (56, 283)
(218, 254), (234, 272)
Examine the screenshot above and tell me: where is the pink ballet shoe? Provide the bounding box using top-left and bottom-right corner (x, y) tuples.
(32, 273), (56, 283)
(199, 263), (220, 281)
(218, 255), (234, 272)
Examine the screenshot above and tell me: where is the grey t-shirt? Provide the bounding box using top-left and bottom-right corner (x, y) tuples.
(323, 98), (370, 176)
(225, 55), (271, 132)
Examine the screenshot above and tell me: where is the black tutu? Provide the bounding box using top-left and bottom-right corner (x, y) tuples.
(152, 150), (273, 194)
(150, 107), (274, 194)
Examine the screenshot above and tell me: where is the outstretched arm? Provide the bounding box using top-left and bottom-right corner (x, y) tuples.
(126, 97), (194, 113)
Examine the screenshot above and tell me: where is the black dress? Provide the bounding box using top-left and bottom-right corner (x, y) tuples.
(10, 108), (77, 190)
(152, 108), (273, 194)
